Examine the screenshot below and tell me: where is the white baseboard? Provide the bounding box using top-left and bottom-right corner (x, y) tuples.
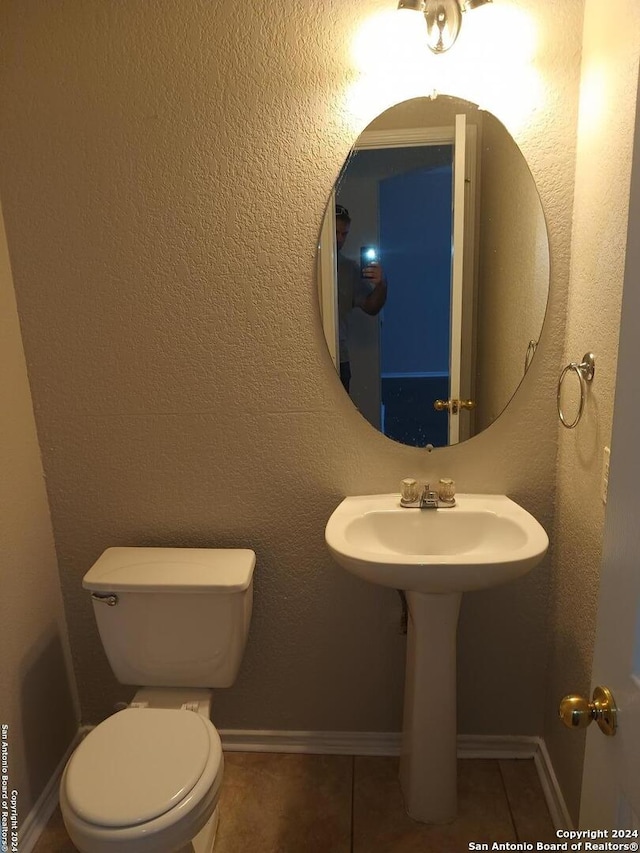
(534, 739), (574, 831)
(457, 734), (540, 759)
(218, 728), (542, 759)
(219, 728), (402, 755)
(18, 732), (80, 853)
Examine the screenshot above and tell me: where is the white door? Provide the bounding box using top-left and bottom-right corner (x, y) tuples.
(578, 81), (640, 830)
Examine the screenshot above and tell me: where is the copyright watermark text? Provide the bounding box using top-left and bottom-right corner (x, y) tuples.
(468, 831), (639, 853)
(1, 725), (18, 853)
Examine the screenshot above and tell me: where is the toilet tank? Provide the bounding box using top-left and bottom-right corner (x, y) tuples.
(83, 547), (255, 688)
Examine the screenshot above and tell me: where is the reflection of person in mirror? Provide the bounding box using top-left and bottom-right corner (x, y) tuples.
(335, 204), (387, 392)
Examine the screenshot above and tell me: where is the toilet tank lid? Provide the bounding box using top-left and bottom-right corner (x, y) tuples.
(82, 547), (256, 593)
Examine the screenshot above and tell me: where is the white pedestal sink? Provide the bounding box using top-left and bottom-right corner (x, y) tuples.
(325, 493), (548, 823)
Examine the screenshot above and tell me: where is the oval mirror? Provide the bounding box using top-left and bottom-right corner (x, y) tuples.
(317, 95), (549, 447)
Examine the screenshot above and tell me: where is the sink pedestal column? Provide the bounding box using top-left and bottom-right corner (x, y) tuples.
(399, 591), (462, 823)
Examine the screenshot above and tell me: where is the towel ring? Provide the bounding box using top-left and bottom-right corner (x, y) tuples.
(557, 352), (595, 429)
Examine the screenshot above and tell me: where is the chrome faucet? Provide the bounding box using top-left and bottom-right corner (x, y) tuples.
(419, 484), (439, 509)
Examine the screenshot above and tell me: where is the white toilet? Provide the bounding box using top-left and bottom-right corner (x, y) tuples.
(59, 546), (255, 853)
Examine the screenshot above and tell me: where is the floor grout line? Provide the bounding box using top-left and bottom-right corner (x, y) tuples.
(498, 759), (520, 842)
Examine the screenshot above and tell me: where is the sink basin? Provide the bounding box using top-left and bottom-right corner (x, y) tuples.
(325, 493), (548, 594)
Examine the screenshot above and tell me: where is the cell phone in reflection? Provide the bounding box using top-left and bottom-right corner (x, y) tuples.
(360, 246), (378, 276)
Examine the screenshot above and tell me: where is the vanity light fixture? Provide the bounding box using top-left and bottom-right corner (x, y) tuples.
(397, 0), (492, 54)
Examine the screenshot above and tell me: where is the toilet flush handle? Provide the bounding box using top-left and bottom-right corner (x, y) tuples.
(91, 592), (119, 606)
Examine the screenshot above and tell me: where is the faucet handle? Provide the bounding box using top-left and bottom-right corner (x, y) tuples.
(438, 478), (456, 502)
(401, 478), (420, 502)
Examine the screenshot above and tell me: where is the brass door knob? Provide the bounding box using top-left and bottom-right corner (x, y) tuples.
(434, 399), (476, 413)
(558, 685), (617, 736)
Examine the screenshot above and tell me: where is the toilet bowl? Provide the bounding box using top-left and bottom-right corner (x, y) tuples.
(60, 707), (224, 853)
(59, 547), (255, 853)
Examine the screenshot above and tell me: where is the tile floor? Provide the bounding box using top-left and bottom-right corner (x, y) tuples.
(34, 754), (557, 853)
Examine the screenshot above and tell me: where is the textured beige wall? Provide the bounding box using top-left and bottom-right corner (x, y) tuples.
(544, 0), (640, 822)
(0, 202), (78, 816)
(0, 0), (581, 752)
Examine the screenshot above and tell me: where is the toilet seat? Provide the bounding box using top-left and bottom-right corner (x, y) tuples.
(61, 708), (223, 853)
